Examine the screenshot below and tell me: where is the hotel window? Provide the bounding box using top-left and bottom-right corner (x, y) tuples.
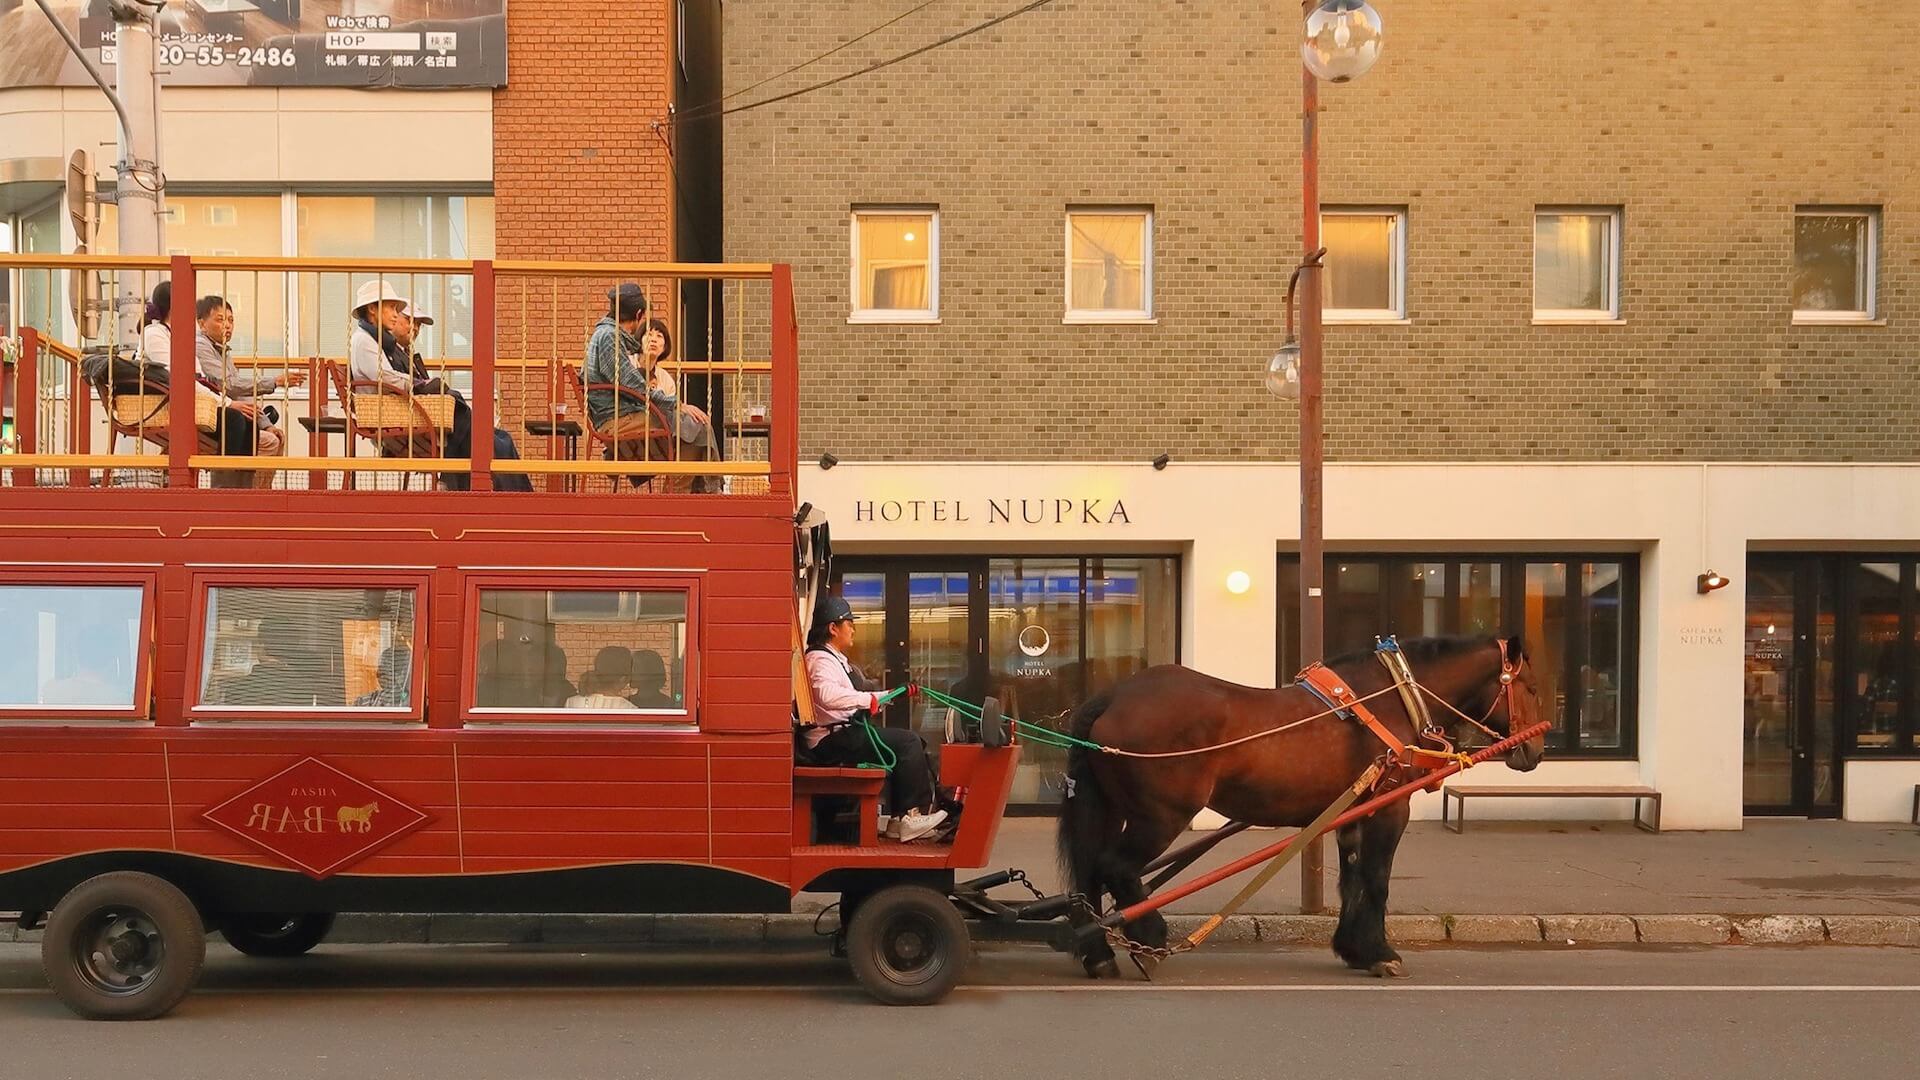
(850, 208), (938, 322)
(1278, 554), (1639, 757)
(1322, 207), (1405, 321)
(1793, 208), (1878, 322)
(1533, 208), (1621, 320)
(1065, 208), (1153, 322)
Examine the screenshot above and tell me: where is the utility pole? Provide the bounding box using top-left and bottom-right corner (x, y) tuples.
(1295, 18), (1327, 915)
(32, 0), (167, 349)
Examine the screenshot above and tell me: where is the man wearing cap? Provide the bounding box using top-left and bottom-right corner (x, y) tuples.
(582, 284), (720, 492)
(802, 595), (947, 842)
(348, 279), (534, 491)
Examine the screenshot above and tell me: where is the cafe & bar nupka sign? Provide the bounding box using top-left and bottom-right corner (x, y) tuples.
(1, 0), (507, 89)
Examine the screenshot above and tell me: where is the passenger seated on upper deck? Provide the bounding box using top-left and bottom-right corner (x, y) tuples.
(353, 645), (413, 708)
(131, 281), (282, 487)
(800, 596), (947, 843)
(582, 286), (721, 493)
(346, 281), (535, 492)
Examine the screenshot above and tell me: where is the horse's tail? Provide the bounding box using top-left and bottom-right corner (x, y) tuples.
(1057, 690), (1119, 905)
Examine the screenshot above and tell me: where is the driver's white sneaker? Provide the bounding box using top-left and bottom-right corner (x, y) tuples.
(892, 809), (948, 843)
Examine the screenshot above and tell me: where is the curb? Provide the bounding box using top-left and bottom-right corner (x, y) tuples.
(8, 913), (1919, 948)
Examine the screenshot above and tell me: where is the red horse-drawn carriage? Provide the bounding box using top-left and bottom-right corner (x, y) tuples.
(0, 253), (1548, 1020)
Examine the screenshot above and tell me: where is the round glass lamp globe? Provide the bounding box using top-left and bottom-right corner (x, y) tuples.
(1265, 343), (1302, 398)
(1303, 0), (1384, 83)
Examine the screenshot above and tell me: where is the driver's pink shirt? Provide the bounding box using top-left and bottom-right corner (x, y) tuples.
(802, 645), (880, 748)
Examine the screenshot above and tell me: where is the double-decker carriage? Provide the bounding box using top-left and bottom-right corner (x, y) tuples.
(0, 254), (1018, 1019)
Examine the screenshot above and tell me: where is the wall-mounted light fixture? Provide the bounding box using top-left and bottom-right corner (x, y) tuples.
(1151, 453), (1170, 471)
(1697, 570), (1730, 594)
(1225, 570), (1252, 595)
(818, 452), (838, 470)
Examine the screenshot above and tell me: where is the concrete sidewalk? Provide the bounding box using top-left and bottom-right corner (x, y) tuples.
(976, 816), (1920, 916)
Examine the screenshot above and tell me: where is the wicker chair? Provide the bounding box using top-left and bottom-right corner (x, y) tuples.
(324, 361), (460, 491)
(566, 365), (682, 493)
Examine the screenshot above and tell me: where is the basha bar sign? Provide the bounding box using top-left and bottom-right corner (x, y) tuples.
(853, 497), (1132, 526)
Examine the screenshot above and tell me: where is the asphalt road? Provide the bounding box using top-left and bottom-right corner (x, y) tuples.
(1, 942), (1916, 1080)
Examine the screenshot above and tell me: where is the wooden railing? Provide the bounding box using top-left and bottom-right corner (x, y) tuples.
(0, 254), (798, 497)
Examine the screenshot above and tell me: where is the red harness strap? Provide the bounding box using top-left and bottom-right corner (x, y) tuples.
(1297, 663), (1465, 775)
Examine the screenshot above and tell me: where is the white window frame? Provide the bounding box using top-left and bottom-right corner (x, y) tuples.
(1533, 207), (1623, 323)
(1321, 206), (1407, 323)
(1793, 207), (1880, 324)
(849, 207), (939, 324)
(1063, 207), (1154, 324)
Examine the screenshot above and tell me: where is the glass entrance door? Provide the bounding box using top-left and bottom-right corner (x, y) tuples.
(1743, 558), (1840, 816)
(831, 561), (986, 748)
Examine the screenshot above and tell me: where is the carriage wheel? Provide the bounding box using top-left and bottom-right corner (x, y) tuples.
(43, 872), (206, 1021)
(221, 913), (336, 958)
(847, 884), (969, 1006)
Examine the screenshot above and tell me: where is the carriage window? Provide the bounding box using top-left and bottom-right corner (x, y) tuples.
(472, 588), (690, 715)
(197, 587), (418, 712)
(0, 586), (145, 711)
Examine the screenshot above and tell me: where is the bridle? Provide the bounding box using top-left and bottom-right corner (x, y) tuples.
(1415, 637), (1527, 749)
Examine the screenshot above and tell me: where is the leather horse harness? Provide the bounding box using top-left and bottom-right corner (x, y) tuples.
(1294, 636), (1521, 789)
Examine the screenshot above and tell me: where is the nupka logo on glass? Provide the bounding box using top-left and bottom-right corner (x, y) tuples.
(202, 757), (432, 879)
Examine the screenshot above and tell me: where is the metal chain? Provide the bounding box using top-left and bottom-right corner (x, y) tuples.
(1068, 893), (1198, 962)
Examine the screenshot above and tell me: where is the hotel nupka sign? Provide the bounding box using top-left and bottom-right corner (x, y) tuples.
(853, 497), (1133, 527)
(1, 0), (507, 89)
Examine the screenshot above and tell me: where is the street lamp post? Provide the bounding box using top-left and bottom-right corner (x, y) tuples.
(1272, 0), (1383, 914)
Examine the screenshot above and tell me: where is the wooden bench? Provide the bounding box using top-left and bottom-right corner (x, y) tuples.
(1442, 785), (1661, 833)
(792, 767), (887, 847)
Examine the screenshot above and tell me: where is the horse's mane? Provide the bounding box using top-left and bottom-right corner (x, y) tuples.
(1324, 634), (1492, 670)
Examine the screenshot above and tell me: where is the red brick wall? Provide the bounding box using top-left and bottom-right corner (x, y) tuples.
(493, 0), (675, 262)
(492, 1), (679, 463)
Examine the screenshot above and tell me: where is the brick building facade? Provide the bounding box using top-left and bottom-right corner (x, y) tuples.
(726, 0), (1917, 462)
(727, 1), (1920, 825)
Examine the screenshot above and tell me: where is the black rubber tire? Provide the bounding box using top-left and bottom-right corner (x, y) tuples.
(42, 871), (206, 1021)
(846, 884), (969, 1005)
(221, 913), (336, 958)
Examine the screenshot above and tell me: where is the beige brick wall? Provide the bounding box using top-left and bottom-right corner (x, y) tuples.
(723, 0), (1918, 461)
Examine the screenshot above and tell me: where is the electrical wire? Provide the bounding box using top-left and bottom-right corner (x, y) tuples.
(719, 0), (945, 105)
(672, 0), (1058, 125)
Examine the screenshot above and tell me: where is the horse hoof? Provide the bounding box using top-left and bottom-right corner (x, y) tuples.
(1129, 954), (1159, 981)
(1086, 958), (1120, 980)
(1369, 959), (1408, 979)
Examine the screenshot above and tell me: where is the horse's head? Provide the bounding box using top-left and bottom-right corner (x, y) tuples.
(1466, 636), (1545, 772)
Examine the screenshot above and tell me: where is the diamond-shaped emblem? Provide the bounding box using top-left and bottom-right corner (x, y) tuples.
(203, 758), (432, 879)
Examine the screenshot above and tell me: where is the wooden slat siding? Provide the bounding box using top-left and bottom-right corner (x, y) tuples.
(457, 782), (710, 810)
(456, 756), (710, 784)
(459, 807), (711, 833)
(0, 805), (166, 830)
(0, 457), (811, 888)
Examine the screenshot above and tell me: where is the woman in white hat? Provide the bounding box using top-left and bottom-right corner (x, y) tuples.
(348, 279), (534, 491)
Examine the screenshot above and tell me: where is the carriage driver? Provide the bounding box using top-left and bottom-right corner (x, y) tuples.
(802, 596), (949, 843)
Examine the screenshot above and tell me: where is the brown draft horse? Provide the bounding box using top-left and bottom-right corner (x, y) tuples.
(1058, 635), (1546, 979)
